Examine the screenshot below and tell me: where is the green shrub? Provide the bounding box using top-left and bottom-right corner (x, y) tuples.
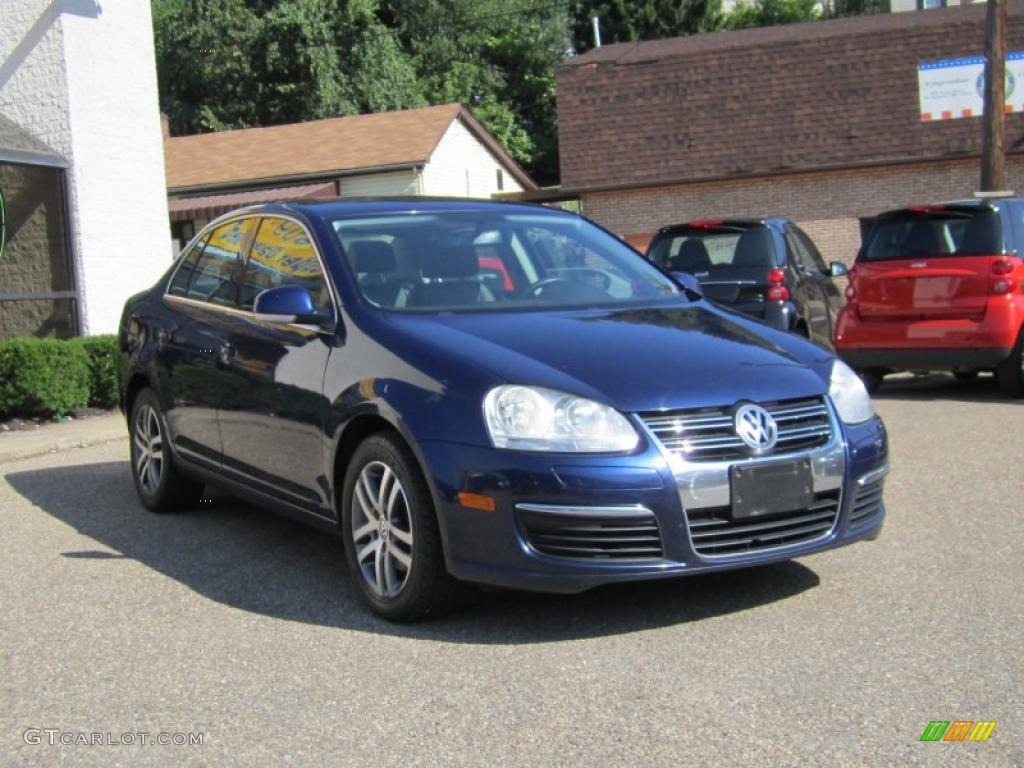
(68, 334), (120, 408)
(0, 338), (91, 418)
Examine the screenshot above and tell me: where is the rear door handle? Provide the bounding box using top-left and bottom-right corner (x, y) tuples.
(218, 342), (234, 365)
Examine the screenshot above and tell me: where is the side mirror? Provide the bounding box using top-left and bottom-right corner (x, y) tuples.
(671, 271), (703, 297)
(829, 261), (849, 278)
(253, 285), (319, 324)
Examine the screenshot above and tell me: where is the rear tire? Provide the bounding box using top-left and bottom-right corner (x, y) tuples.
(340, 432), (467, 621)
(996, 329), (1024, 398)
(856, 368), (884, 395)
(129, 388), (204, 513)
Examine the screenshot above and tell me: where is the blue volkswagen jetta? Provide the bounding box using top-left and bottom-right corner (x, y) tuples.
(119, 199), (888, 621)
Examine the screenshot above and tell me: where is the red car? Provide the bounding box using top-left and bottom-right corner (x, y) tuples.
(834, 200), (1024, 396)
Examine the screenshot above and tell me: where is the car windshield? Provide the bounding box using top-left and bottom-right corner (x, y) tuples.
(333, 211), (681, 312)
(647, 224), (775, 273)
(861, 208), (1003, 261)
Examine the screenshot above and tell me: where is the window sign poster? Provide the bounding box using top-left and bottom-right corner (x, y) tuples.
(918, 52), (1024, 121)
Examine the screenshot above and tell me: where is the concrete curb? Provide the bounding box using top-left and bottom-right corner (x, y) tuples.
(0, 413), (127, 465)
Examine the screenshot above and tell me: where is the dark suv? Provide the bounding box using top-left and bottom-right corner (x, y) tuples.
(645, 219), (847, 349)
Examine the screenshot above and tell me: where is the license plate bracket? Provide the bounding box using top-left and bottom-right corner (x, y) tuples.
(730, 459), (814, 520)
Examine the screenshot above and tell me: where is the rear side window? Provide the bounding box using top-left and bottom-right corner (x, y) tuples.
(168, 218), (254, 307)
(861, 208), (1003, 261)
(241, 217), (331, 313)
(788, 227), (828, 273)
(649, 225), (775, 272)
(167, 233), (210, 297)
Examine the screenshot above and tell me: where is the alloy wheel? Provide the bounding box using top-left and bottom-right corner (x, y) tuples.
(351, 461), (414, 598)
(133, 404), (163, 494)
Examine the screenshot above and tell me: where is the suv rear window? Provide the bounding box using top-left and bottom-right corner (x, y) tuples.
(649, 224), (774, 272)
(861, 208), (1003, 261)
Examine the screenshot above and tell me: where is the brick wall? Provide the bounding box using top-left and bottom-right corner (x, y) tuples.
(582, 156), (1024, 263)
(558, 6), (1024, 191)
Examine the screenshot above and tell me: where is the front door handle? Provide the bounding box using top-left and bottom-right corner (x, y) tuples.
(218, 342), (234, 366)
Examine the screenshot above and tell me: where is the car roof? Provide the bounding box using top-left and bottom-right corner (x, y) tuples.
(873, 199), (1023, 218)
(228, 196), (570, 220)
(654, 217), (788, 234)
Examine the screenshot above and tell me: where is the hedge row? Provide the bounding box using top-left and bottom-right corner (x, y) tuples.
(0, 335), (120, 418)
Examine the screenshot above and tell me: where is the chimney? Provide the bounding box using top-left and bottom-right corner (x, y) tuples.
(161, 113), (170, 141)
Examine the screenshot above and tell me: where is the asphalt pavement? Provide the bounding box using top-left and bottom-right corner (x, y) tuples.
(1, 373), (1021, 767)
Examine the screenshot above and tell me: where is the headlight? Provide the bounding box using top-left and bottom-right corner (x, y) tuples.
(829, 360), (875, 424)
(483, 385), (640, 452)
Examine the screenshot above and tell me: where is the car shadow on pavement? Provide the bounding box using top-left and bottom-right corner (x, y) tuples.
(872, 372), (1018, 403)
(6, 460), (821, 644)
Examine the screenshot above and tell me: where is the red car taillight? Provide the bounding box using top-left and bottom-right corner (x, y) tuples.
(992, 278), (1017, 295)
(766, 268), (789, 301)
(991, 258), (1020, 294)
(992, 259), (1014, 276)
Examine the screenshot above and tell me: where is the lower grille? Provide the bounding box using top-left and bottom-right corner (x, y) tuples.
(850, 480), (884, 526)
(686, 490), (840, 556)
(518, 506), (663, 561)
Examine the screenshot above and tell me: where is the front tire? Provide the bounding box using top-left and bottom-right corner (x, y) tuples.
(996, 329), (1024, 398)
(341, 433), (466, 621)
(129, 388), (204, 512)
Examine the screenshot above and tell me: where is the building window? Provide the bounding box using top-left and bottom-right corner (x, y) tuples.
(496, 168), (504, 192)
(918, 0), (946, 8)
(0, 161), (77, 339)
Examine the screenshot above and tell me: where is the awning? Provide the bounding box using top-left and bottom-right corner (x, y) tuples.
(167, 181), (337, 222)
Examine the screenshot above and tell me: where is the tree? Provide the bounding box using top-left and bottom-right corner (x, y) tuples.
(721, 0), (820, 30)
(152, 0), (262, 133)
(380, 0), (570, 182)
(824, 0), (889, 18)
(569, 0), (723, 54)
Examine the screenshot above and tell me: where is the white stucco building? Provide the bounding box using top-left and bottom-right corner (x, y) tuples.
(0, 0), (170, 338)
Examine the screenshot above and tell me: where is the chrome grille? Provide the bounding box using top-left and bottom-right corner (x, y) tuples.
(641, 396), (832, 462)
(686, 490), (840, 556)
(850, 480), (884, 527)
(518, 507), (663, 561)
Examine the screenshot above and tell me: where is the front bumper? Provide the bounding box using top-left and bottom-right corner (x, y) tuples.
(419, 409), (889, 593)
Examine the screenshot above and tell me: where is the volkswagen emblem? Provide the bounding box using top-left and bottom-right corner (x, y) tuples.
(734, 404), (778, 453)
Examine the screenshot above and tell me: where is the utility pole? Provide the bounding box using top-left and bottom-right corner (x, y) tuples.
(980, 0), (1008, 191)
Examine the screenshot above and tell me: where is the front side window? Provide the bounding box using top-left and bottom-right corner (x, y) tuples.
(334, 211), (680, 312)
(241, 217), (331, 313)
(168, 218), (254, 307)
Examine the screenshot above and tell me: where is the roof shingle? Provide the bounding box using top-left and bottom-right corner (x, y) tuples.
(165, 104), (534, 191)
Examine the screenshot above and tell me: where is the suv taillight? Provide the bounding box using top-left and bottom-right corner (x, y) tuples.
(766, 268), (789, 301)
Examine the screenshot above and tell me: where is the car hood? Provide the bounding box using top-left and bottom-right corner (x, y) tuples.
(383, 302), (835, 413)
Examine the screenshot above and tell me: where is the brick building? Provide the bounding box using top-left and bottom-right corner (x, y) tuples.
(555, 4), (1024, 262)
(1, 1), (170, 338)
